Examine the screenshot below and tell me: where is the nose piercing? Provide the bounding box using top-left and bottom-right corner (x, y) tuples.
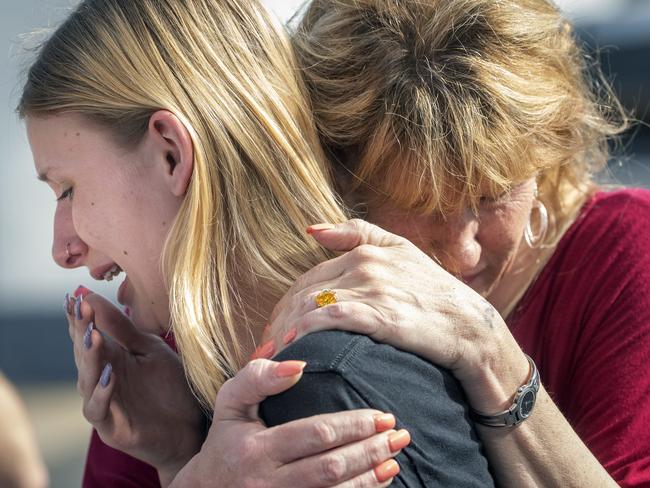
(66, 242), (71, 259)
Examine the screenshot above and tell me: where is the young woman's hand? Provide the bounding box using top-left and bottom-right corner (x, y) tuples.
(265, 219), (529, 413)
(169, 358), (402, 488)
(65, 290), (205, 478)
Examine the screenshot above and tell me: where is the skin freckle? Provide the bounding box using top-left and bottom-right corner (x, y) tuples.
(76, 132), (80, 136)
(162, 221), (166, 226)
(123, 250), (128, 255)
(91, 202), (95, 206)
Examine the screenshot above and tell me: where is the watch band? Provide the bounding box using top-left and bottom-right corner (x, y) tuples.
(471, 354), (540, 427)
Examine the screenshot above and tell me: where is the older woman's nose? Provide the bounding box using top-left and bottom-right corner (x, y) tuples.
(433, 210), (481, 273)
(52, 204), (86, 268)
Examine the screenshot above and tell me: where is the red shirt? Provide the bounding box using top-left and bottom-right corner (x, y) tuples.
(83, 189), (650, 486)
(508, 189), (650, 486)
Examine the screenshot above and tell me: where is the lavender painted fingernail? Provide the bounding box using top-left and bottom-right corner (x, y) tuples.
(63, 293), (70, 314)
(83, 322), (94, 349)
(100, 363), (112, 388)
(75, 295), (83, 320)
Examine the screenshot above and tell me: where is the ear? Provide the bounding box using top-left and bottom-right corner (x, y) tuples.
(146, 110), (194, 197)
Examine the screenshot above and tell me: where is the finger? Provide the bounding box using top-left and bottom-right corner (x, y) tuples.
(83, 293), (152, 354)
(268, 239), (396, 327)
(264, 409), (391, 463)
(77, 326), (109, 399)
(83, 362), (115, 425)
(70, 296), (96, 369)
(272, 301), (383, 356)
(213, 359), (306, 422)
(333, 468), (396, 488)
(307, 219), (405, 252)
(277, 429), (409, 487)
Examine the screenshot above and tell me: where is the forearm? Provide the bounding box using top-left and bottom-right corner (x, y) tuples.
(477, 386), (616, 487)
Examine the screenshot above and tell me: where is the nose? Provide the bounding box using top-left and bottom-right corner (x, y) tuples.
(52, 202), (87, 268)
(432, 209), (481, 274)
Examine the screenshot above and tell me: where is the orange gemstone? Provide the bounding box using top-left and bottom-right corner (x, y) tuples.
(315, 289), (337, 307)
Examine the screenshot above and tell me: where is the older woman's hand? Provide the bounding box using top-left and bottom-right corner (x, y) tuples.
(170, 358), (400, 488)
(65, 291), (205, 478)
(266, 220), (529, 413)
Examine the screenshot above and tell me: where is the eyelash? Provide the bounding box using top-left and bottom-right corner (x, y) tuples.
(479, 190), (509, 207)
(57, 187), (74, 201)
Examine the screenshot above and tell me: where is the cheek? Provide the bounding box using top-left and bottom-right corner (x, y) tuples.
(480, 207), (528, 259)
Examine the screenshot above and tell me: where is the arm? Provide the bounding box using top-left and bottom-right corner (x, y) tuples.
(0, 373), (48, 488)
(265, 219), (625, 487)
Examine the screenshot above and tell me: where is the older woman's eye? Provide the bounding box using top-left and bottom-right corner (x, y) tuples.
(479, 190), (509, 206)
(57, 187), (74, 201)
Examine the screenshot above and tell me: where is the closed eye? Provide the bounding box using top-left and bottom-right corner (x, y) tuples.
(57, 187), (73, 201)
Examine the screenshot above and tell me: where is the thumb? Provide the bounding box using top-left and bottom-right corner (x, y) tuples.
(306, 219), (404, 252)
(213, 359), (306, 422)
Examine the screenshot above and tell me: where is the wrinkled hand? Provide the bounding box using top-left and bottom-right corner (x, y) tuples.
(65, 290), (204, 479)
(264, 220), (526, 410)
(171, 359), (403, 488)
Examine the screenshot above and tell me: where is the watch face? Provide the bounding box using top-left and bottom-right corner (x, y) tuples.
(520, 390), (536, 418)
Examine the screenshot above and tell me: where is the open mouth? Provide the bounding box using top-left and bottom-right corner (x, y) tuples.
(102, 264), (122, 281)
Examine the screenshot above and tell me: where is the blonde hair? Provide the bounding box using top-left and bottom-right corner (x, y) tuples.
(19, 0), (346, 409)
(293, 0), (628, 242)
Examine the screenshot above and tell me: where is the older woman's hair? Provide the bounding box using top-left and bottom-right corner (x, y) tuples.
(19, 0), (346, 409)
(294, 0), (628, 241)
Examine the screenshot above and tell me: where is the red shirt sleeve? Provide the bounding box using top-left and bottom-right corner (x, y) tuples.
(510, 189), (650, 486)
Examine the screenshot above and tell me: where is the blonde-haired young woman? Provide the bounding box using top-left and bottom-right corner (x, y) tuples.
(261, 0), (650, 486)
(20, 0), (495, 486)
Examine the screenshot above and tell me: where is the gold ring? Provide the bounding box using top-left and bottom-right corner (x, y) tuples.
(315, 289), (337, 308)
(65, 243), (71, 259)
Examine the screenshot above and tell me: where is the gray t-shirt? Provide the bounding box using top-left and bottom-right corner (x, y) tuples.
(260, 331), (494, 487)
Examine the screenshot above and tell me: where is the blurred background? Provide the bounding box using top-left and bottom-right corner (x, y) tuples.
(0, 0), (648, 486)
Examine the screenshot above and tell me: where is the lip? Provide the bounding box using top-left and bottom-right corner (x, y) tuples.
(89, 262), (121, 281)
(117, 276), (128, 305)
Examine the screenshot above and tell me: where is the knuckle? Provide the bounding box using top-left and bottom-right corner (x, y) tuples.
(312, 420), (339, 446)
(326, 302), (346, 320)
(366, 437), (390, 465)
(352, 244), (381, 263)
(320, 453), (348, 483)
(348, 218), (366, 232)
(81, 401), (96, 423)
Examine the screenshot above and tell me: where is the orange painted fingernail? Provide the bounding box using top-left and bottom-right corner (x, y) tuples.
(283, 328), (298, 345)
(306, 223), (336, 234)
(373, 413), (396, 433)
(374, 459), (400, 482)
(275, 360), (307, 378)
(388, 429), (411, 452)
(257, 340), (275, 359)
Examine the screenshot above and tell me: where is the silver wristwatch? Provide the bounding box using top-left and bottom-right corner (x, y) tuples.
(471, 354), (540, 427)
